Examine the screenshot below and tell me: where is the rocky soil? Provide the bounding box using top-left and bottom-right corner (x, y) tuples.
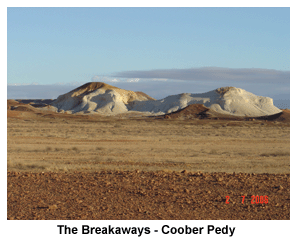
(7, 170), (290, 220)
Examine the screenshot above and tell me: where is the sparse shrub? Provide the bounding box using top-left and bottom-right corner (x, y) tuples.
(96, 147), (105, 151)
(26, 164), (46, 170)
(209, 149), (218, 155)
(260, 151), (290, 157)
(71, 147), (79, 152)
(46, 147), (52, 152)
(191, 154), (200, 157)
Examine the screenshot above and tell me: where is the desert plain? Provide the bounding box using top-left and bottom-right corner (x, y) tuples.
(7, 99), (290, 220)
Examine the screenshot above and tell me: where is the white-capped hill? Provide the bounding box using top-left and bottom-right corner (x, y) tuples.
(50, 82), (155, 115)
(49, 83), (281, 117)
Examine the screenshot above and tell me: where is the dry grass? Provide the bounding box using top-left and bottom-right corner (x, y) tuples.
(7, 114), (290, 173)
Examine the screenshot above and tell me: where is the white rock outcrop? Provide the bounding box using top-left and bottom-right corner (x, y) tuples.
(50, 82), (154, 115)
(49, 83), (281, 117)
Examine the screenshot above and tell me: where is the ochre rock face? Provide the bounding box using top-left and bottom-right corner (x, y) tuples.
(76, 82), (152, 102)
(69, 82), (150, 103)
(216, 86), (236, 95)
(70, 82), (111, 97)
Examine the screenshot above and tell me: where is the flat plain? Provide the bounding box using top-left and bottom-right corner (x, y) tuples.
(7, 102), (290, 219)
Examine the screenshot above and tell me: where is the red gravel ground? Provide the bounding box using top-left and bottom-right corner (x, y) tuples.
(7, 170), (290, 220)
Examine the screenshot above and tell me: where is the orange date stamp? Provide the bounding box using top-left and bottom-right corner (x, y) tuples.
(225, 195), (268, 204)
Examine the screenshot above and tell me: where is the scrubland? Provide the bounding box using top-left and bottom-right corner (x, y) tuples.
(7, 114), (290, 174)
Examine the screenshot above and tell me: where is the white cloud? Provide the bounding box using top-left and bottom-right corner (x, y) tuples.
(91, 75), (120, 83)
(126, 78), (140, 82)
(110, 78), (120, 82)
(152, 78), (167, 81)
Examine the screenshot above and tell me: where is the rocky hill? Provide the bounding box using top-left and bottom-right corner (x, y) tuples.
(46, 82), (281, 117)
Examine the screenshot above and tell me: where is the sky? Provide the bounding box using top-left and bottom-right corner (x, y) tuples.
(7, 7), (290, 107)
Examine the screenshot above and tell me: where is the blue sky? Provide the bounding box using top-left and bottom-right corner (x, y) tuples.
(7, 7), (290, 106)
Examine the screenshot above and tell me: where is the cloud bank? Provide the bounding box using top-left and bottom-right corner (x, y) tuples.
(7, 84), (82, 100)
(112, 67), (290, 83)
